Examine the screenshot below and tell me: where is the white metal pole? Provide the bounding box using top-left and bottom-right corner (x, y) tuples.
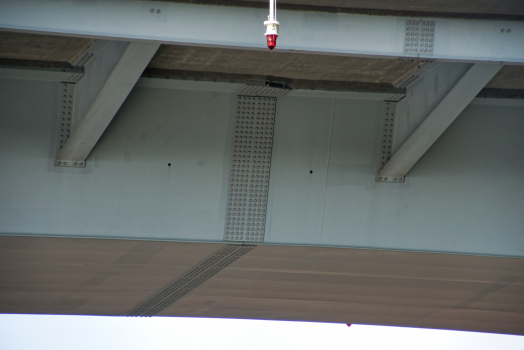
(269, 0), (276, 20)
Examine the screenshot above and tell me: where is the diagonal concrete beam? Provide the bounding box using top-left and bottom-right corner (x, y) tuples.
(377, 63), (502, 182)
(55, 41), (160, 167)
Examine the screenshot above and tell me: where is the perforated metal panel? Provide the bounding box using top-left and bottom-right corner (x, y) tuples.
(224, 96), (276, 242)
(404, 20), (435, 55)
(127, 245), (254, 317)
(376, 101), (404, 183)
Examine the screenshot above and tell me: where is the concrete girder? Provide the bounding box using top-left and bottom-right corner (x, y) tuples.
(0, 66), (84, 83)
(377, 63), (503, 182)
(55, 41), (160, 167)
(0, 1), (523, 64)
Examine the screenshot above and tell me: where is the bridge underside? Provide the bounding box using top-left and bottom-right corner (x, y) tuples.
(2, 236), (523, 335)
(0, 0), (523, 336)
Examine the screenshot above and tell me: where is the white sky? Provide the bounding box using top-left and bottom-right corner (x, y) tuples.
(0, 315), (523, 350)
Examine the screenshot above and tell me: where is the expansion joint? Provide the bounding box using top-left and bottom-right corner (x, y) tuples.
(126, 245), (255, 317)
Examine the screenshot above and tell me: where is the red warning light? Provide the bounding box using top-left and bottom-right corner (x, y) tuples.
(266, 34), (277, 51)
(347, 324), (352, 327)
(264, 0), (279, 51)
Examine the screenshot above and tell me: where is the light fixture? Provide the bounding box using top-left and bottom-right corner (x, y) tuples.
(264, 0), (279, 51)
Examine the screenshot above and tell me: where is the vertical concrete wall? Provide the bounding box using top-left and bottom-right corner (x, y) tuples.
(1, 77), (523, 257)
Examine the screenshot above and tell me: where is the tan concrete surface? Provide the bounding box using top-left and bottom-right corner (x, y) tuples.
(1, 236), (523, 335)
(0, 236), (224, 316)
(1, 32), (523, 91)
(0, 32), (94, 68)
(148, 45), (524, 91)
(159, 244), (524, 335)
(148, 45), (421, 85)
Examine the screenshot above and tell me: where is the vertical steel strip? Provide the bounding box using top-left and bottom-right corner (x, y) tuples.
(376, 101), (404, 183)
(224, 96), (276, 242)
(55, 82), (85, 167)
(55, 83), (75, 155)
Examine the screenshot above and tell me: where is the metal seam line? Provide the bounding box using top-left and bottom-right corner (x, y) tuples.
(55, 83), (78, 166)
(319, 98), (336, 243)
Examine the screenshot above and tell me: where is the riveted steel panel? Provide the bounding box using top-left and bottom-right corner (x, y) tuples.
(224, 96), (276, 242)
(376, 101), (404, 183)
(55, 83), (75, 153)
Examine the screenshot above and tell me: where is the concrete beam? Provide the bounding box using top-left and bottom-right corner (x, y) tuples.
(0, 31), (95, 67)
(0, 66), (84, 83)
(377, 63), (503, 181)
(0, 1), (523, 64)
(55, 41), (160, 167)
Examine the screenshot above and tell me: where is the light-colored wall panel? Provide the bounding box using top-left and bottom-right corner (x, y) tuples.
(1, 77), (523, 257)
(265, 97), (334, 245)
(322, 102), (524, 256)
(0, 79), (234, 242)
